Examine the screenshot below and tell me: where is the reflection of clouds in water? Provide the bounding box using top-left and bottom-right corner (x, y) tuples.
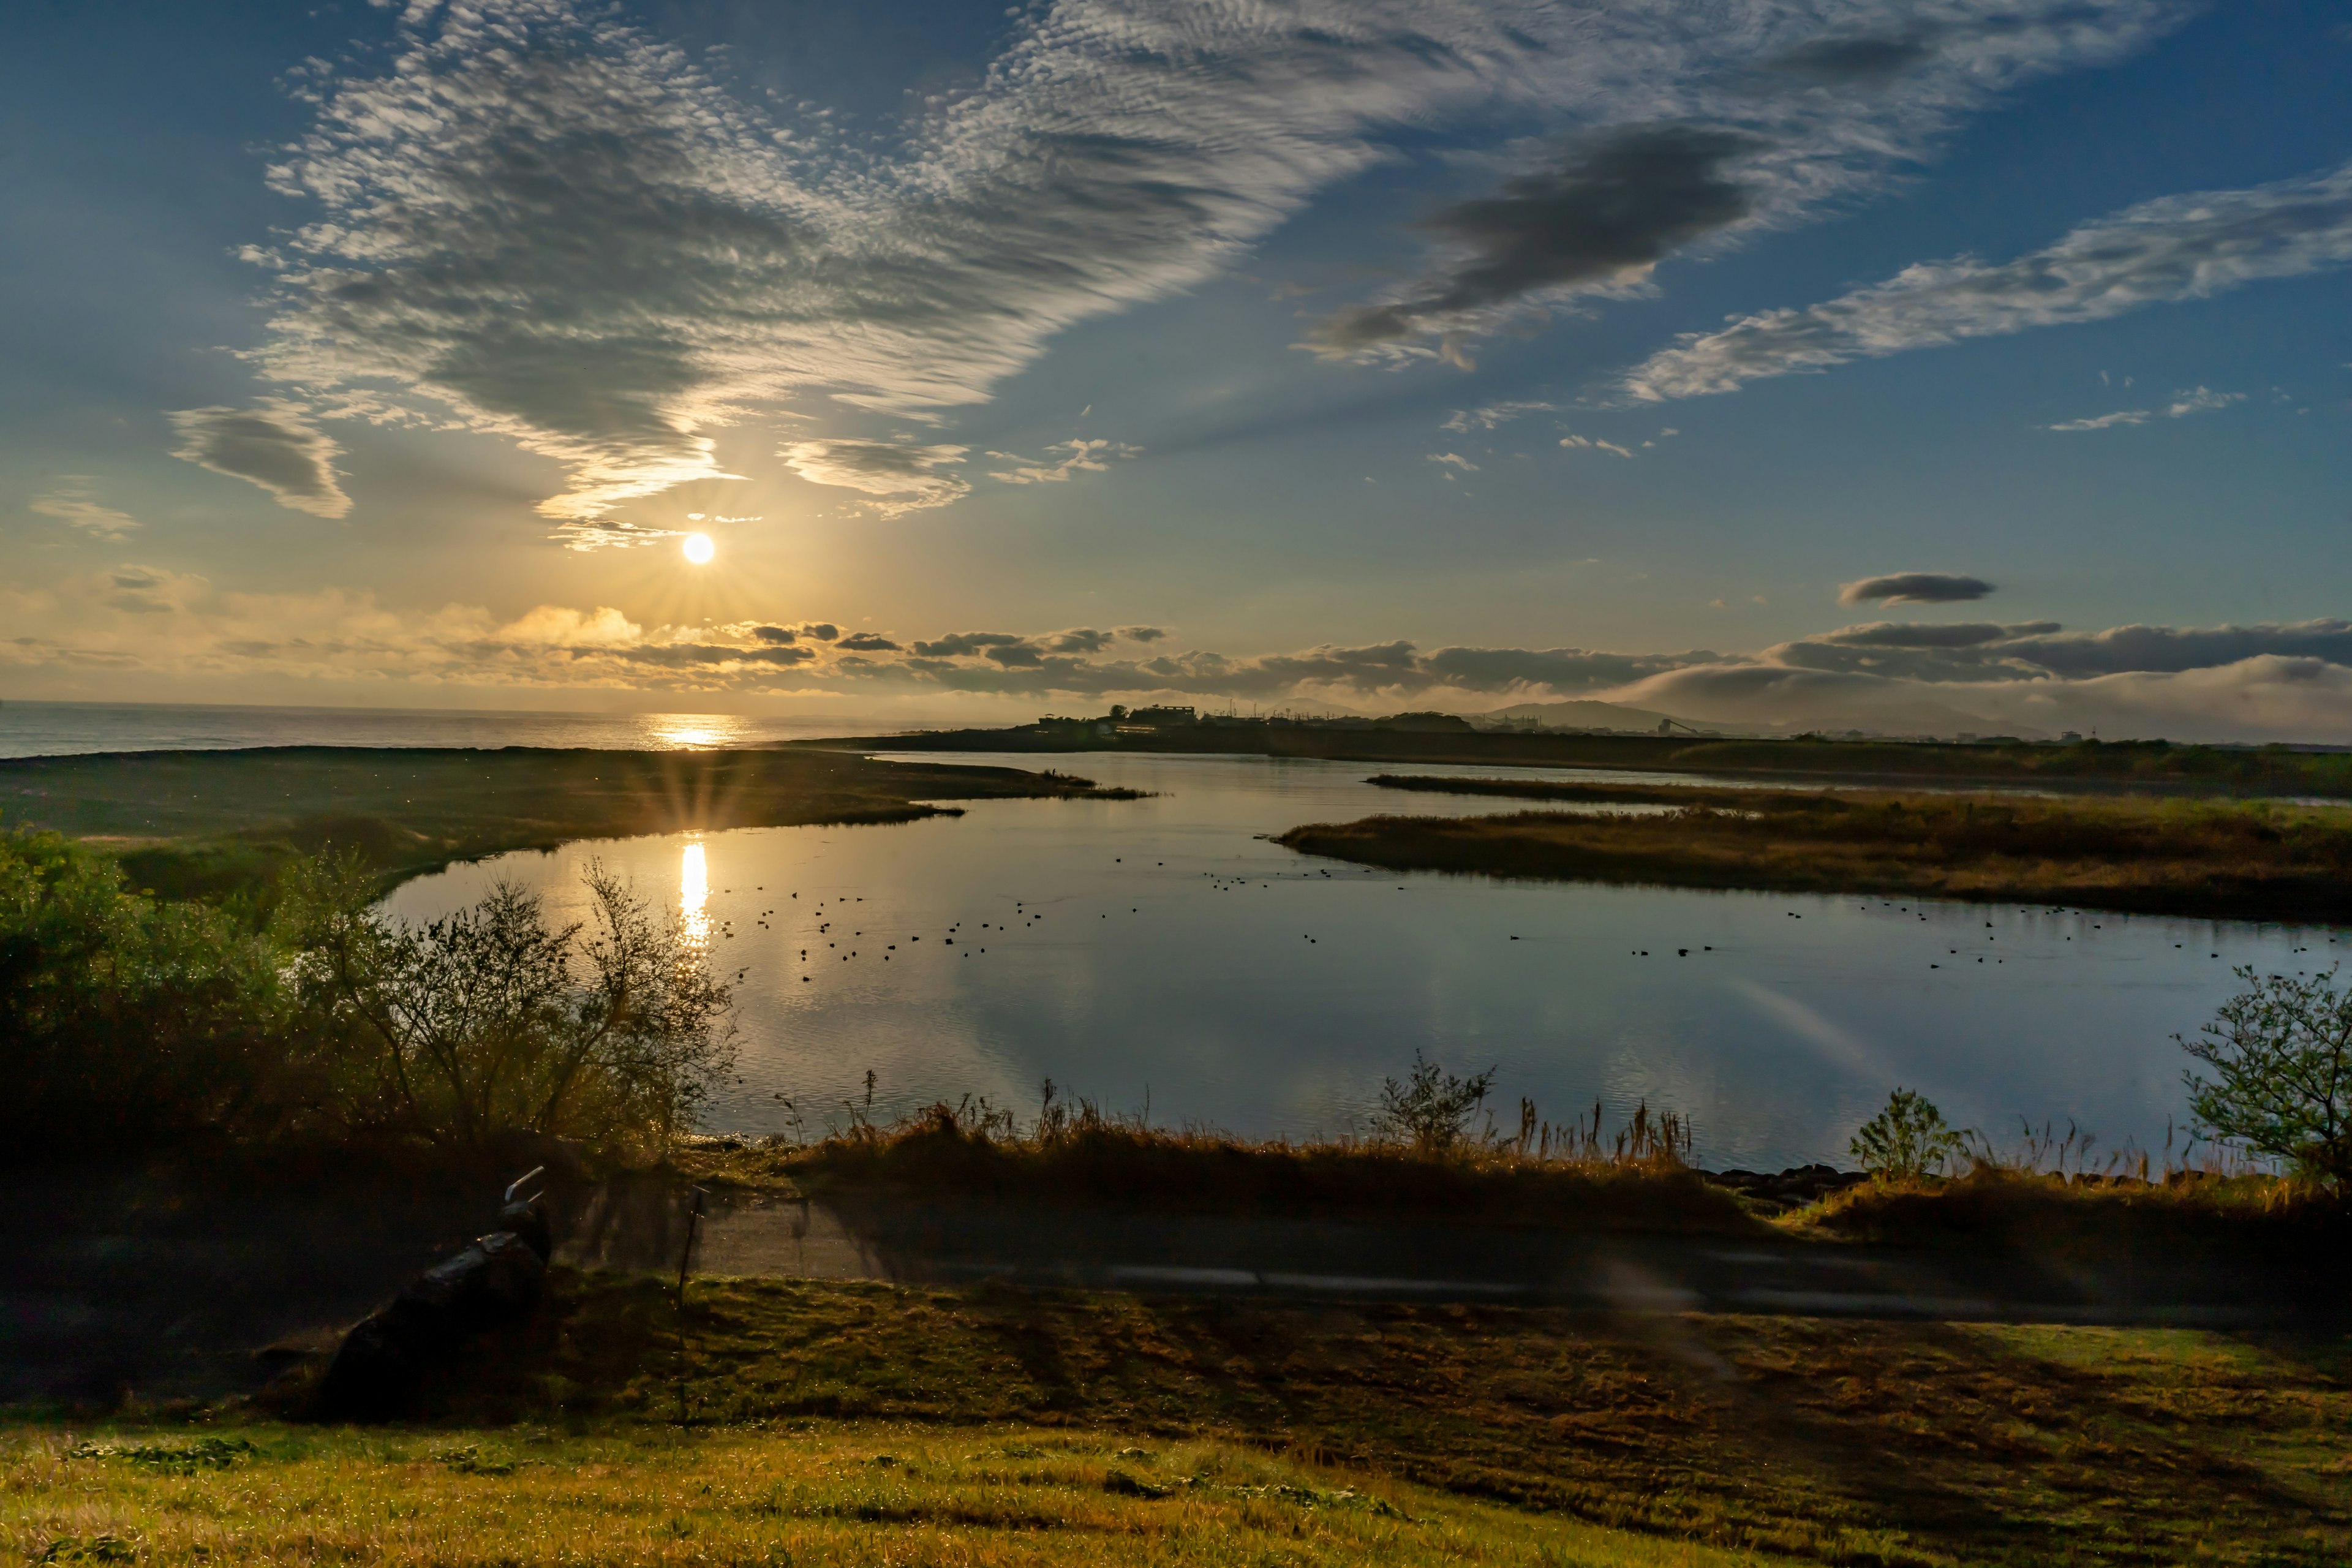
(679, 840), (709, 948)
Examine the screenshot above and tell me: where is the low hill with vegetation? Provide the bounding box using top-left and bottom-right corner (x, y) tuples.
(1281, 783), (2352, 920)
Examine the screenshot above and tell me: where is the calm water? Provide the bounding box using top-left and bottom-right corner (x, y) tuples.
(0, 699), (916, 759)
(386, 752), (2343, 1170)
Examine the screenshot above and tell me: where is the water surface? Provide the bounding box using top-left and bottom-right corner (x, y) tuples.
(387, 752), (2342, 1169)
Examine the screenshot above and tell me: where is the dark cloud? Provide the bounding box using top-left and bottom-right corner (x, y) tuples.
(166, 402), (351, 518)
(986, 644), (1046, 667)
(1117, 625), (1169, 643)
(1043, 628), (1115, 653)
(1768, 34), (1936, 85)
(1823, 620), (2059, 649)
(836, 633), (901, 652)
(911, 631), (1026, 658)
(802, 623), (840, 642)
(752, 626), (796, 644)
(1838, 573), (1994, 606)
(1308, 126), (1762, 351)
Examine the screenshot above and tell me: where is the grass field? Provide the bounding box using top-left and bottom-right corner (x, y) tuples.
(1284, 782), (2352, 920)
(0, 747), (1139, 899)
(21, 1270), (2346, 1567)
(5, 1422), (1793, 1568)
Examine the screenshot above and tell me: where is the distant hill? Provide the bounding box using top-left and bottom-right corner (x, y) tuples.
(1469, 699), (1716, 734)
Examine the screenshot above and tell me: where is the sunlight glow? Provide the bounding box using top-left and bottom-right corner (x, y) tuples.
(679, 840), (709, 947)
(682, 532), (714, 564)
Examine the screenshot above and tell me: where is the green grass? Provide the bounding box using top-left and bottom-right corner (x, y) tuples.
(1282, 786), (2352, 920)
(0, 747), (1139, 900)
(5, 1422), (1791, 1567)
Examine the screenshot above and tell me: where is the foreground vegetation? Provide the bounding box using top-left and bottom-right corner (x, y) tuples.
(1286, 782), (2352, 919)
(0, 745), (1138, 900)
(28, 1267), (2346, 1567)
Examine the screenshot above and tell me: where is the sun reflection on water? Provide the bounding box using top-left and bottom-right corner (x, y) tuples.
(643, 713), (748, 750)
(679, 840), (710, 948)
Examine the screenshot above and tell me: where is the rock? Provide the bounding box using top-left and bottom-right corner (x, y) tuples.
(315, 1230), (546, 1420)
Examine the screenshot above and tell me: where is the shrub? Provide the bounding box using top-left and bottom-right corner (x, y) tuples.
(1850, 1088), (1969, 1181)
(2179, 965), (2352, 1184)
(281, 853), (736, 1159)
(1372, 1050), (1496, 1155)
(0, 826), (285, 1153)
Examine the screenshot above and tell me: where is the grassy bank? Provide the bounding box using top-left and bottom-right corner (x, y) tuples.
(712, 1111), (1760, 1236)
(5, 1422), (1792, 1568)
(69, 1268), (2331, 1566)
(1, 746), (1139, 899)
(1282, 785), (2352, 919)
(812, 727), (2352, 797)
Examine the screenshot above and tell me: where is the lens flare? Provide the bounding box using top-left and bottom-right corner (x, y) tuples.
(682, 532), (715, 564)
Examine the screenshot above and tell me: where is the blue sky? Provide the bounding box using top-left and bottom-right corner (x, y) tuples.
(3, 0), (2348, 739)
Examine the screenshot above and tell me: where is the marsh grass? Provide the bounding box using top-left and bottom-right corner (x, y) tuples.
(1286, 785), (2352, 918)
(690, 1094), (1752, 1235)
(6, 1422), (1795, 1568)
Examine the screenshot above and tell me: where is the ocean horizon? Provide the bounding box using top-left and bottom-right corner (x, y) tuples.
(0, 698), (933, 761)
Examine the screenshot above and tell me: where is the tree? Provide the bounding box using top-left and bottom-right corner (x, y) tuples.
(283, 854), (735, 1158)
(1373, 1050), (1496, 1155)
(1850, 1088), (1968, 1181)
(2179, 965), (2352, 1184)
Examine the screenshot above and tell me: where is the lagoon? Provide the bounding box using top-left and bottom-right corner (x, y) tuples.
(386, 752), (2339, 1169)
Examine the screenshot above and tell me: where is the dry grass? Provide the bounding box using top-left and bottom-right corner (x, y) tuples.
(1282, 787), (2352, 919)
(678, 1101), (1764, 1237)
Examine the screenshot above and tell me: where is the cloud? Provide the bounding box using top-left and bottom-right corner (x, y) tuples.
(11, 568), (2352, 743)
(236, 0), (2188, 518)
(1624, 156), (2352, 401)
(1309, 126), (1762, 355)
(2048, 385), (2245, 431)
(1441, 401), (1555, 432)
(751, 625), (796, 644)
(1822, 620), (2060, 649)
(910, 631), (1026, 658)
(1041, 628), (1115, 654)
(778, 441), (969, 514)
(1305, 2), (2192, 361)
(986, 438), (1138, 486)
(801, 623), (840, 642)
(1427, 452), (1479, 470)
(29, 479), (138, 541)
(1558, 435), (1633, 458)
(166, 402), (351, 517)
(1839, 573), (1992, 606)
(1116, 625), (1167, 643)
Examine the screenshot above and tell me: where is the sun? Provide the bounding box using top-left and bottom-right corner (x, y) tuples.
(681, 532), (714, 564)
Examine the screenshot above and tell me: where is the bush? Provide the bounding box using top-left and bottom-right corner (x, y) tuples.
(1372, 1051), (1496, 1155)
(0, 826), (285, 1153)
(2179, 965), (2352, 1184)
(1850, 1088), (1968, 1181)
(281, 854), (736, 1159)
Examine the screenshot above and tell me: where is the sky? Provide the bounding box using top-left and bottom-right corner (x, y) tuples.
(3, 0), (2349, 740)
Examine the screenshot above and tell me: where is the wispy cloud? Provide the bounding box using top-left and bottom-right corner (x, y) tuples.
(778, 441), (970, 516)
(29, 478), (138, 541)
(166, 402), (351, 518)
(1441, 400), (1556, 433)
(1624, 157), (2352, 401)
(1559, 435), (1634, 458)
(1305, 1), (2193, 362)
(233, 0), (2189, 523)
(986, 438), (1138, 486)
(2048, 385), (2245, 431)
